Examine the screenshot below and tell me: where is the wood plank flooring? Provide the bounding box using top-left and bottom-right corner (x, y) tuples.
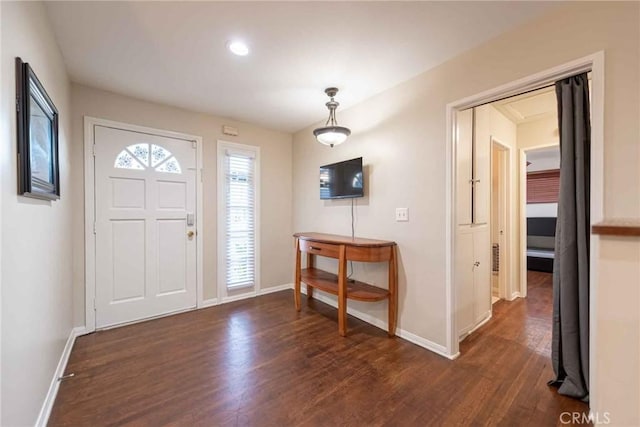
(49, 271), (588, 426)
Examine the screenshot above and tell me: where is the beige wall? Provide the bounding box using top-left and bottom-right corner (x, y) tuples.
(0, 2), (74, 425)
(71, 84), (293, 326)
(596, 237), (640, 426)
(292, 2), (639, 424)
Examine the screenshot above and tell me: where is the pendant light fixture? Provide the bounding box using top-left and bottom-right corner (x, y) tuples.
(313, 87), (351, 147)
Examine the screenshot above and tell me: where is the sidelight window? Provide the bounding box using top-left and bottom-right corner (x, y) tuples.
(218, 142), (260, 290)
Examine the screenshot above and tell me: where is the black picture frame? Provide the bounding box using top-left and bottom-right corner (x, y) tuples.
(16, 57), (60, 200)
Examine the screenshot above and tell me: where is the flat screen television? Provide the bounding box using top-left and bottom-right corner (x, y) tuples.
(320, 157), (364, 199)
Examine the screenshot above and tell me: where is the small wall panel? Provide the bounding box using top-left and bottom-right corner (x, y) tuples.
(112, 220), (146, 301)
(157, 219), (187, 294)
(157, 180), (187, 209)
(111, 177), (145, 209)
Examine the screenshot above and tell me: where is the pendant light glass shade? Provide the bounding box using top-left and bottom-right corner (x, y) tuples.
(313, 126), (351, 146)
(313, 88), (350, 147)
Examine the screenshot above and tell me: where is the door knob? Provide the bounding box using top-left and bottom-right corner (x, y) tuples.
(474, 261), (480, 267)
(187, 230), (195, 238)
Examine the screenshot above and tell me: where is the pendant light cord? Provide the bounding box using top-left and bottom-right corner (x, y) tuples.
(348, 198), (355, 280)
(351, 198), (355, 239)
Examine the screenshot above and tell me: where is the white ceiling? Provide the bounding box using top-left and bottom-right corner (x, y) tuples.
(45, 1), (558, 133)
(493, 86), (557, 124)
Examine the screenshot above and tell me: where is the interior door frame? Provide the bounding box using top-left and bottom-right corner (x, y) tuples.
(445, 51), (604, 413)
(83, 116), (204, 333)
(517, 141), (560, 301)
(490, 137), (511, 301)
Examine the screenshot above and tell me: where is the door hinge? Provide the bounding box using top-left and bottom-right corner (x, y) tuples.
(93, 298), (96, 311)
(16, 97), (20, 113)
(92, 144), (96, 157)
(192, 140), (197, 149)
(93, 222), (97, 234)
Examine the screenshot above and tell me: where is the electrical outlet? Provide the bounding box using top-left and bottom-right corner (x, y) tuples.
(395, 207), (409, 222)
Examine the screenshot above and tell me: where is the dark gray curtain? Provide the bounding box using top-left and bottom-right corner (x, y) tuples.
(548, 73), (591, 401)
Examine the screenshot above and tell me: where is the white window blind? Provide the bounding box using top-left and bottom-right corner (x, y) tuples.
(224, 149), (256, 289)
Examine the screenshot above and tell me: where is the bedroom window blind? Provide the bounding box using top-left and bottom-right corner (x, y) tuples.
(527, 169), (560, 204)
(224, 149), (256, 289)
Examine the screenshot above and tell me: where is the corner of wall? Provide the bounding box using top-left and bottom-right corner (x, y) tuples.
(1, 2), (74, 425)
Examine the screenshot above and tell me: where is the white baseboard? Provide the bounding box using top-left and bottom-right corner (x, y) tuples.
(74, 326), (90, 337)
(220, 291), (258, 304)
(470, 313), (493, 334)
(458, 312), (493, 343)
(219, 283), (293, 305)
(201, 298), (218, 308)
(35, 326), (84, 427)
(259, 283), (293, 295)
(509, 291), (522, 301)
(397, 327), (457, 360)
(300, 286), (455, 360)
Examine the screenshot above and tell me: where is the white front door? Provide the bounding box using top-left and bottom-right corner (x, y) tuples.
(94, 125), (197, 328)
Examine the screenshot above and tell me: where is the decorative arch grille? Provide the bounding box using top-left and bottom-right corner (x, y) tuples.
(114, 143), (181, 174)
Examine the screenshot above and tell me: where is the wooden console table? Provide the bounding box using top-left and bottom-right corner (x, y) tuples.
(293, 232), (398, 337)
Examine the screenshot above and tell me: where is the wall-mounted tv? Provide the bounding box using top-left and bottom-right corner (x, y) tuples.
(320, 157), (364, 200)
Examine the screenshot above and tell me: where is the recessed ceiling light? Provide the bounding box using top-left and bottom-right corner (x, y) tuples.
(228, 41), (249, 56)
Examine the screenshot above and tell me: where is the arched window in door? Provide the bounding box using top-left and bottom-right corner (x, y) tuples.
(114, 143), (182, 174)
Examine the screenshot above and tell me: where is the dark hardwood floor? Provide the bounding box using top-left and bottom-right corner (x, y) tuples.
(49, 271), (588, 426)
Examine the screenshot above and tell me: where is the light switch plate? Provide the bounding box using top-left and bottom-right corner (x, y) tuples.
(396, 208), (409, 222)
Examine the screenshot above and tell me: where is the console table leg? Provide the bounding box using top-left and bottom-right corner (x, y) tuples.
(306, 253), (315, 300)
(338, 245), (347, 336)
(388, 245), (398, 337)
(294, 238), (301, 311)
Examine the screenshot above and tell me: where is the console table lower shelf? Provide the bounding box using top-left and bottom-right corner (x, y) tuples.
(301, 268), (390, 301)
(293, 232), (397, 337)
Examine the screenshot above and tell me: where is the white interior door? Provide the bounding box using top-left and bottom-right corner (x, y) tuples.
(94, 125), (197, 328)
(456, 229), (475, 337)
(473, 108), (490, 225)
(456, 108), (473, 226)
(473, 228), (491, 324)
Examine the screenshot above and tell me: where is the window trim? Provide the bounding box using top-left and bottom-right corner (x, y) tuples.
(217, 140), (261, 301)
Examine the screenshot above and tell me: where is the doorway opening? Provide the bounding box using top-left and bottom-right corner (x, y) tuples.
(446, 53), (604, 371)
(523, 145), (561, 281)
(454, 84), (560, 342)
(494, 84), (561, 306)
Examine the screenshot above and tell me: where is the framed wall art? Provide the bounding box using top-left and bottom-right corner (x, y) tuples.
(16, 57), (60, 200)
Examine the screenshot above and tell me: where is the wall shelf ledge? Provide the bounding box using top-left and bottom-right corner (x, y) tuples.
(592, 219), (640, 237)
